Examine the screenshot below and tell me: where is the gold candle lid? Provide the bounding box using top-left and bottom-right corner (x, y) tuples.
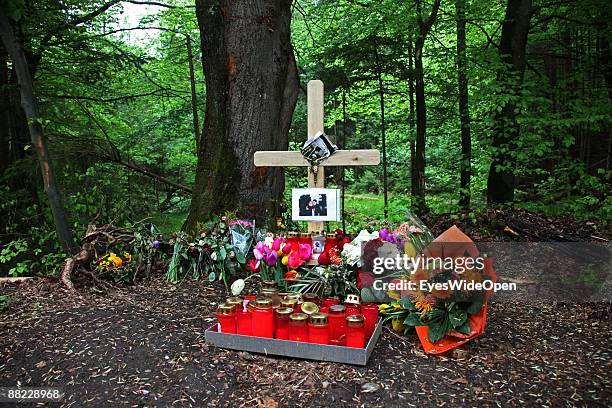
(253, 298), (273, 309)
(288, 231), (299, 237)
(285, 293), (303, 303)
(299, 232), (309, 237)
(346, 314), (365, 327)
(326, 232), (336, 238)
(300, 301), (319, 315)
(329, 304), (346, 314)
(275, 307), (293, 317)
(278, 292), (291, 299)
(303, 293), (319, 302)
(217, 303), (236, 314)
(226, 297), (243, 307)
(280, 298), (297, 308)
(289, 313), (308, 322)
(261, 280), (277, 290)
(309, 312), (328, 325)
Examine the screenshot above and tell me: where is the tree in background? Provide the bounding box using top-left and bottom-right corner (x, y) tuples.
(455, 0), (471, 209)
(486, 0), (532, 204)
(0, 4), (77, 254)
(411, 0), (441, 214)
(185, 0), (299, 231)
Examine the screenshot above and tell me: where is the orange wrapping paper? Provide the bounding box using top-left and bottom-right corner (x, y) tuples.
(413, 225), (497, 354)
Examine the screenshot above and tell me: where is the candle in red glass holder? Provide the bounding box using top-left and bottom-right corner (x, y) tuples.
(274, 307), (293, 340)
(299, 232), (312, 247)
(226, 296), (243, 309)
(323, 232), (338, 252)
(344, 294), (361, 316)
(251, 298), (274, 338)
(321, 296), (339, 309)
(346, 314), (365, 348)
(289, 313), (309, 341)
(287, 231), (300, 252)
(236, 308), (252, 336)
(216, 303), (236, 334)
(280, 298), (298, 313)
(308, 312), (329, 344)
(303, 293), (320, 305)
(361, 302), (379, 338)
(328, 304), (346, 345)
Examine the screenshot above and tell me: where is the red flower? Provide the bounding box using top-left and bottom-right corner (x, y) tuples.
(285, 270), (300, 280)
(339, 236), (351, 250)
(287, 251), (303, 269)
(357, 271), (375, 290)
(248, 258), (260, 273)
(317, 250), (331, 266)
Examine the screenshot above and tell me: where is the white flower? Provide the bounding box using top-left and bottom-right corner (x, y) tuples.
(210, 252), (218, 261)
(198, 240), (205, 246)
(231, 279), (245, 296)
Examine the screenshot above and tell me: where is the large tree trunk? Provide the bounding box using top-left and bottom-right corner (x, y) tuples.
(0, 11), (77, 254)
(412, 0), (441, 215)
(185, 0), (299, 231)
(486, 0), (532, 204)
(456, 0), (472, 209)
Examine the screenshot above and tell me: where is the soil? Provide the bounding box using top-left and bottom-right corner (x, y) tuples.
(0, 209), (610, 407)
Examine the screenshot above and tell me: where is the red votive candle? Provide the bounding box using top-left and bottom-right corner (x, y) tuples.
(299, 232), (312, 247)
(251, 298), (274, 338)
(275, 307), (292, 340)
(322, 296), (339, 309)
(361, 302), (379, 338)
(346, 314), (365, 348)
(308, 312), (329, 344)
(289, 313), (309, 341)
(328, 304), (346, 345)
(281, 298), (299, 313)
(323, 232), (338, 252)
(287, 231), (300, 252)
(303, 293), (320, 305)
(344, 303), (361, 316)
(236, 308), (252, 336)
(216, 303), (236, 334)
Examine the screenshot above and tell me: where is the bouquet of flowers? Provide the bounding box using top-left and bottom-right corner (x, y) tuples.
(95, 252), (133, 283)
(249, 234), (312, 286)
(379, 225), (497, 354)
(165, 214), (251, 289)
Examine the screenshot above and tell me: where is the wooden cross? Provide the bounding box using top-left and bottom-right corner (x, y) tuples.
(254, 80), (380, 233)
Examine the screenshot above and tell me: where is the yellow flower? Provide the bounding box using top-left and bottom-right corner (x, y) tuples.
(123, 252), (132, 263)
(415, 296), (435, 315)
(404, 241), (416, 258)
(107, 253), (123, 268)
(281, 255), (289, 266)
(379, 303), (391, 311)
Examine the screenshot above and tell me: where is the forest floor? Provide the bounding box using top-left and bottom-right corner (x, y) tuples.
(0, 209), (610, 407)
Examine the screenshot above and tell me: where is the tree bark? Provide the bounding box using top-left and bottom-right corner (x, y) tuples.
(456, 0), (472, 209)
(0, 11), (78, 254)
(486, 0), (532, 204)
(412, 0), (441, 214)
(185, 0), (299, 231)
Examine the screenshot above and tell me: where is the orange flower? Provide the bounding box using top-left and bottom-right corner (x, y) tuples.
(285, 270), (300, 281)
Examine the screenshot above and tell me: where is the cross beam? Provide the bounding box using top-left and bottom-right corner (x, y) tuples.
(254, 80), (380, 232)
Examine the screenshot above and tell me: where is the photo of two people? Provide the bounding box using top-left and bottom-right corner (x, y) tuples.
(298, 194), (328, 217)
(291, 188), (340, 222)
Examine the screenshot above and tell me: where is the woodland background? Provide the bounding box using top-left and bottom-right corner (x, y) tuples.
(0, 0), (610, 277)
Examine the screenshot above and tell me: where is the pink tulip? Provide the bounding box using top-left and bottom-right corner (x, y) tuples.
(298, 243), (312, 261)
(287, 251), (303, 269)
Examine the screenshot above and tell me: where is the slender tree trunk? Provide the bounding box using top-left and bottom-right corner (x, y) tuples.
(185, 0), (298, 231)
(486, 0), (532, 204)
(408, 39), (416, 198)
(412, 0), (441, 214)
(374, 46), (388, 220)
(0, 11), (77, 254)
(456, 0), (472, 209)
(186, 36), (201, 153)
(341, 89), (347, 232)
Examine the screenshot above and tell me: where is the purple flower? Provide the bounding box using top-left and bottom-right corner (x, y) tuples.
(151, 240), (161, 249)
(379, 228), (390, 241)
(264, 250), (277, 267)
(253, 241), (266, 260)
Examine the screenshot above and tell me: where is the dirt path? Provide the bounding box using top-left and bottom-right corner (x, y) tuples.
(0, 278), (609, 407)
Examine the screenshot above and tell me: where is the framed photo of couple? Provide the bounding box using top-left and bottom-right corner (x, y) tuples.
(291, 188), (341, 222)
